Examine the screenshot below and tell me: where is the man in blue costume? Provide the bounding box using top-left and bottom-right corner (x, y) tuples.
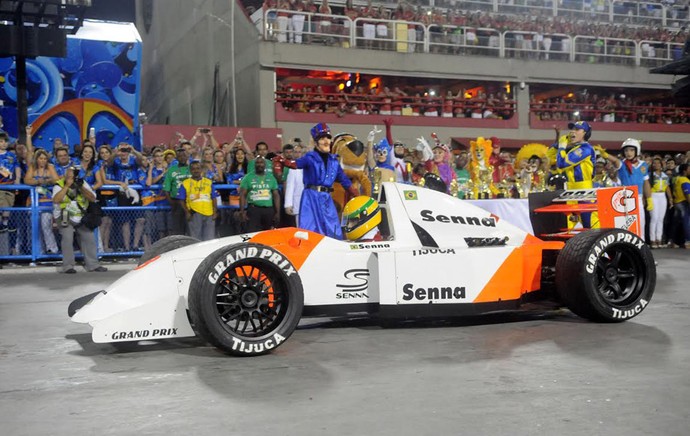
(552, 121), (597, 228)
(279, 123), (358, 239)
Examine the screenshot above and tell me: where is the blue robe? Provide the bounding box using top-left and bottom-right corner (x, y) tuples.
(296, 151), (352, 239)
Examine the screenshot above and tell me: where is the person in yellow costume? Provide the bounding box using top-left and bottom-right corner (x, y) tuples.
(552, 121), (598, 228)
(468, 137), (499, 199)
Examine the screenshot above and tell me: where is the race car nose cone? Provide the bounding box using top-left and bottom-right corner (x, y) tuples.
(241, 289), (259, 308)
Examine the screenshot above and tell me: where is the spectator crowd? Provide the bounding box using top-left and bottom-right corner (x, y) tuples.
(0, 127), (310, 268)
(276, 80), (690, 125)
(532, 92), (690, 124)
(261, 0), (689, 58)
(1, 120), (688, 272)
(277, 83), (516, 119)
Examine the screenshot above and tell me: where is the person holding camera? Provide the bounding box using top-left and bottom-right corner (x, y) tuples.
(52, 167), (107, 273)
(189, 127), (219, 161)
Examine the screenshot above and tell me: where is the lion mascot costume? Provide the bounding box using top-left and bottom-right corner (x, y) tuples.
(469, 137), (499, 199)
(331, 132), (372, 215)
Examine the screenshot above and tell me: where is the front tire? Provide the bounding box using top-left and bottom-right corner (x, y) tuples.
(555, 229), (655, 322)
(188, 243), (304, 356)
(138, 235), (200, 265)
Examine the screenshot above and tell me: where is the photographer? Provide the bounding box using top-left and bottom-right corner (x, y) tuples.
(52, 167), (107, 274)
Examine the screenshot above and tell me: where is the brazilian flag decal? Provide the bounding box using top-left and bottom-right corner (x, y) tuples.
(404, 190), (418, 200)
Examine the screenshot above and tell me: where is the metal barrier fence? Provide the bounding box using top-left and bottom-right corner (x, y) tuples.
(0, 184), (244, 263)
(263, 8), (686, 66)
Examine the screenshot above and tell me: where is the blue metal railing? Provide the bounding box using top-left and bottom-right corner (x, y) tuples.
(0, 183), (245, 262)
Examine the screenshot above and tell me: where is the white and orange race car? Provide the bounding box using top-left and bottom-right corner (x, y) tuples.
(69, 182), (656, 356)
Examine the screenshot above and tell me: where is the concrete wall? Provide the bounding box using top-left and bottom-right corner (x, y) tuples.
(136, 0), (260, 127)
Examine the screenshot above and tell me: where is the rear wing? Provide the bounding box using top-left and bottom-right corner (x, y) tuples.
(529, 187), (641, 240)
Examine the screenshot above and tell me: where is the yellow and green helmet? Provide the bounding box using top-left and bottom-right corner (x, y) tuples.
(341, 196), (382, 241)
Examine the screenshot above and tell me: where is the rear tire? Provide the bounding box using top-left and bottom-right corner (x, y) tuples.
(555, 228), (655, 322)
(188, 243), (303, 356)
(138, 235), (200, 265)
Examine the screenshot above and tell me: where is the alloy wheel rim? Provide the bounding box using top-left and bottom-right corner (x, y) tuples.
(594, 245), (644, 305)
(214, 262), (287, 338)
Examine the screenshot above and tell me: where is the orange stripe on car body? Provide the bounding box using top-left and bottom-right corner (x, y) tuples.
(249, 227), (325, 271)
(473, 235), (564, 303)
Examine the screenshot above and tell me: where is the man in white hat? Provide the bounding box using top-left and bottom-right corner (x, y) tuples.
(600, 138), (652, 238)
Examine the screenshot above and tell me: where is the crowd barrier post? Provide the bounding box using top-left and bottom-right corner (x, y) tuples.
(0, 185), (37, 262)
(30, 185), (41, 262)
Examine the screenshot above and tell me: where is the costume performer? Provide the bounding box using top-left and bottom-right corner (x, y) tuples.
(515, 143), (549, 198)
(278, 123), (358, 239)
(367, 126), (396, 195)
(488, 136), (504, 184)
(382, 118), (409, 183)
(552, 121), (597, 227)
(331, 132), (371, 215)
(468, 137), (498, 199)
(416, 133), (456, 194)
(554, 121), (596, 190)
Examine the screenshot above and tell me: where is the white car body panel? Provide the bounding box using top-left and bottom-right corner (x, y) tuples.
(71, 183), (539, 343)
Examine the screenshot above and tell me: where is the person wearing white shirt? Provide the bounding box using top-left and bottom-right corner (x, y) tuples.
(284, 145), (305, 226)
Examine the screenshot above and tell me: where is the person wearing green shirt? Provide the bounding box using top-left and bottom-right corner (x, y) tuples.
(163, 147), (191, 235)
(246, 141), (272, 175)
(454, 152), (471, 199)
(239, 156), (280, 232)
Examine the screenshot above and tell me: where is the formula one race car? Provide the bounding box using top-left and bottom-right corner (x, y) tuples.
(69, 183), (656, 356)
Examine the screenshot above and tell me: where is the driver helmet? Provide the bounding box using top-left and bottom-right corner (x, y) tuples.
(341, 196), (381, 241)
(620, 138), (641, 157)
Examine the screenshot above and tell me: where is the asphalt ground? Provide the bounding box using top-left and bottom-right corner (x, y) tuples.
(1, 249), (688, 436)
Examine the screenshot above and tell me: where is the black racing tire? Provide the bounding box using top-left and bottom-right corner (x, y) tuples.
(188, 243), (304, 356)
(555, 228), (655, 322)
(138, 235), (200, 265)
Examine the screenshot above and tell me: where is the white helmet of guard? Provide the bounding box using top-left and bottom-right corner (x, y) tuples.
(621, 138), (641, 157)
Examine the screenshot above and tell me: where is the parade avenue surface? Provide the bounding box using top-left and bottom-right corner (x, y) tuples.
(0, 248), (688, 436)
